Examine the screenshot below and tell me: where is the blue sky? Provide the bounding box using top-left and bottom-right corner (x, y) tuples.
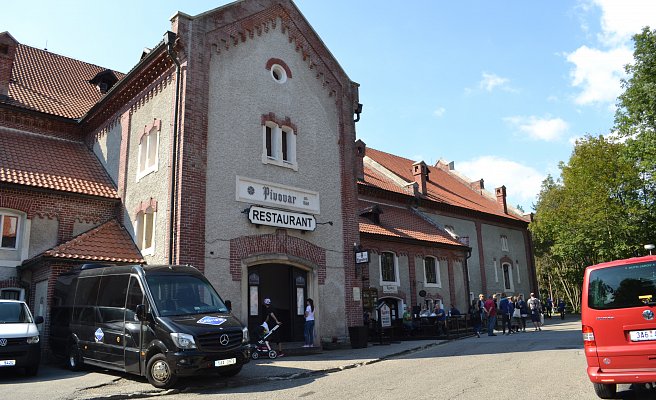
(3, 0), (655, 211)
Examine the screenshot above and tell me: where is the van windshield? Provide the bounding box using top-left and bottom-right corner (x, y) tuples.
(0, 302), (33, 323)
(146, 274), (229, 317)
(588, 261), (656, 310)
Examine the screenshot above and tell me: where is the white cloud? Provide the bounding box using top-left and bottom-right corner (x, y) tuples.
(567, 1), (656, 106)
(566, 45), (632, 105)
(479, 72), (510, 92)
(504, 115), (569, 141)
(593, 0), (656, 46)
(456, 156), (546, 211)
(433, 107), (446, 118)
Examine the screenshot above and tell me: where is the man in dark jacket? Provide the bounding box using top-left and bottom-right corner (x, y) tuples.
(499, 293), (513, 335)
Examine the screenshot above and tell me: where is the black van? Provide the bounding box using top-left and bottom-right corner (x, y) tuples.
(49, 264), (250, 388)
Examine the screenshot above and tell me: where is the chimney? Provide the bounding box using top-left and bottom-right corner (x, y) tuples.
(412, 161), (429, 196)
(470, 179), (484, 191)
(354, 139), (366, 181)
(0, 32), (18, 100)
(495, 186), (507, 214)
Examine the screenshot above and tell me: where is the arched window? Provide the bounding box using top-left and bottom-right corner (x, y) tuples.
(137, 120), (160, 180)
(502, 262), (513, 291)
(135, 207), (155, 255)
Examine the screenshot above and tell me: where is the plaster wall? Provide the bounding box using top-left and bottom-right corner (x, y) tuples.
(204, 25), (346, 328)
(122, 82), (175, 265)
(92, 122), (122, 185)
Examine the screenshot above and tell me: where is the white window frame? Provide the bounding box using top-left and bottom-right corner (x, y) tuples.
(135, 208), (156, 256)
(137, 125), (160, 180)
(501, 235), (509, 252)
(0, 211), (20, 251)
(379, 251), (400, 286)
(423, 256), (441, 288)
(261, 122), (297, 171)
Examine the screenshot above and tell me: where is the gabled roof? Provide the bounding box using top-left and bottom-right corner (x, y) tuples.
(0, 128), (118, 199)
(361, 147), (528, 222)
(359, 200), (468, 249)
(41, 219), (144, 263)
(6, 43), (124, 119)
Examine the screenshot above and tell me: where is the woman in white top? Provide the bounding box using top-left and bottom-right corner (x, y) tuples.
(304, 298), (315, 347)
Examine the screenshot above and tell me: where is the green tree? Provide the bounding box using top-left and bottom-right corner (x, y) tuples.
(614, 27), (656, 245)
(530, 136), (643, 311)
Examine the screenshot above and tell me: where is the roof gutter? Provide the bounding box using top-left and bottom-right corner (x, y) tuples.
(164, 31), (181, 265)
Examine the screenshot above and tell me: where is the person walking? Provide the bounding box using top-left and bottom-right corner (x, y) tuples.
(262, 298), (284, 356)
(558, 298), (566, 320)
(303, 298), (315, 347)
(499, 293), (512, 335)
(527, 292), (542, 331)
(484, 294), (498, 336)
(469, 298), (482, 338)
(510, 296), (520, 333)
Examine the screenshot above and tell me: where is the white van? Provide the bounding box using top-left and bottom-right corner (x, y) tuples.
(0, 299), (44, 376)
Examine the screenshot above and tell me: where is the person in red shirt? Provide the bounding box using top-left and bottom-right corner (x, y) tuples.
(484, 294), (498, 336)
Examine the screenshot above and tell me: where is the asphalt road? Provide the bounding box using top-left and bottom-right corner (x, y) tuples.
(2, 316), (655, 399)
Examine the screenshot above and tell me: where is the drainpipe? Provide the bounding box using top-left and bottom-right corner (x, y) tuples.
(464, 248), (473, 305)
(164, 31), (181, 265)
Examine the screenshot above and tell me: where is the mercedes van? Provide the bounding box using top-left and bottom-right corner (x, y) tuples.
(582, 255), (656, 398)
(0, 299), (43, 376)
(49, 264), (250, 388)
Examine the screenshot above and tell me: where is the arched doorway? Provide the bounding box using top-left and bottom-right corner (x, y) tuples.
(247, 264), (308, 343)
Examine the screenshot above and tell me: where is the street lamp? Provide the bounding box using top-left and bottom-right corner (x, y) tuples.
(645, 244), (655, 256)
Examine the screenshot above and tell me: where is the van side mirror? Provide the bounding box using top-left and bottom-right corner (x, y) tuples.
(135, 304), (147, 321)
(34, 316), (44, 325)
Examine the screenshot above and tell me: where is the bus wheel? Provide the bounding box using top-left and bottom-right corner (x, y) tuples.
(146, 354), (178, 389)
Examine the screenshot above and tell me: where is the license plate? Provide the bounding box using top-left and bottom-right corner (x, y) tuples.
(630, 329), (656, 341)
(215, 358), (236, 367)
(0, 360), (16, 366)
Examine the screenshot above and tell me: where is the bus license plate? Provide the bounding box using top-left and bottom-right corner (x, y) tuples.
(215, 358), (236, 367)
(0, 360), (16, 366)
(630, 330), (656, 341)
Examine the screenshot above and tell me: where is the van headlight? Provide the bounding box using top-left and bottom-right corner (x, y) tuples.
(26, 335), (40, 344)
(171, 333), (196, 350)
(242, 327), (249, 343)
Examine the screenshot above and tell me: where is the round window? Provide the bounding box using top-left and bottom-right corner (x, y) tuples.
(270, 64), (287, 83)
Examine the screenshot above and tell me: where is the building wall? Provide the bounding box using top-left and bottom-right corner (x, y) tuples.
(121, 76), (175, 265)
(92, 120), (122, 185)
(480, 222), (530, 296)
(203, 20), (348, 335)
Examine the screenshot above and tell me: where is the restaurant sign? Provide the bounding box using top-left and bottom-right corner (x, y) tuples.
(236, 176), (320, 214)
(248, 206), (316, 232)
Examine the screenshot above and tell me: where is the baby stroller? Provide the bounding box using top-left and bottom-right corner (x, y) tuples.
(251, 323), (280, 359)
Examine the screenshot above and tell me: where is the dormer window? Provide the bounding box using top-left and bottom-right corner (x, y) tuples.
(359, 205), (383, 225)
(89, 69), (118, 94)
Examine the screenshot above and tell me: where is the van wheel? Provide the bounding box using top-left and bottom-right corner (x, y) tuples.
(146, 354), (177, 389)
(219, 365), (242, 377)
(593, 382), (617, 399)
(67, 345), (84, 371)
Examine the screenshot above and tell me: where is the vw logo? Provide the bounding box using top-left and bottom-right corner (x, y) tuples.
(219, 334), (230, 346)
(643, 309), (654, 321)
(0, 338), (7, 347)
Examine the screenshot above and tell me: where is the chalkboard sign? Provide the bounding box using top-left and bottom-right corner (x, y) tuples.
(378, 303), (391, 328)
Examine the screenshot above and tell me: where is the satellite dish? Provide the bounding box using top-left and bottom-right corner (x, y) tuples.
(419, 290), (426, 297)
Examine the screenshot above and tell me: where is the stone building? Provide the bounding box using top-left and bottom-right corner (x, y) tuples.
(0, 0), (361, 347)
(355, 144), (536, 325)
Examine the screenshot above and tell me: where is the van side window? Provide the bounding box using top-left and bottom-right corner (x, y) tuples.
(74, 277), (101, 307)
(97, 275), (130, 323)
(125, 276), (144, 322)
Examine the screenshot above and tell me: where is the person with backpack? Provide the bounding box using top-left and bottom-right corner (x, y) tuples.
(527, 292), (542, 331)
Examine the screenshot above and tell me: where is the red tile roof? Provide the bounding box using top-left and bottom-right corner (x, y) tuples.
(0, 128), (118, 198)
(362, 148), (527, 222)
(6, 44), (124, 119)
(359, 201), (467, 248)
(43, 219), (144, 263)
